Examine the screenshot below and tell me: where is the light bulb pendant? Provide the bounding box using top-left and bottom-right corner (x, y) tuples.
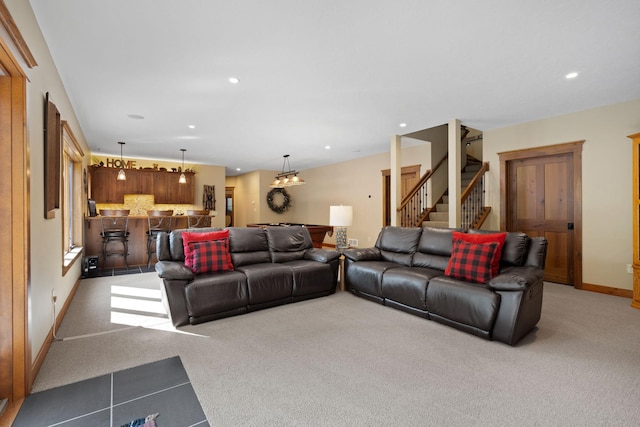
(179, 148), (187, 184)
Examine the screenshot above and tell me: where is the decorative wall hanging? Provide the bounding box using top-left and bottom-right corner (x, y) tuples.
(203, 185), (215, 210)
(267, 188), (291, 214)
(44, 92), (61, 219)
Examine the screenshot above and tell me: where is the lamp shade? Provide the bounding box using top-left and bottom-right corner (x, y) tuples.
(329, 205), (353, 227)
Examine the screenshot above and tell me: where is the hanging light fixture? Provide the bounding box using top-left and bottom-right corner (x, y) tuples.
(270, 154), (306, 188)
(179, 148), (187, 184)
(116, 141), (126, 181)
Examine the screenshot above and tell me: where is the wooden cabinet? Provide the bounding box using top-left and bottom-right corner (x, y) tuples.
(90, 167), (195, 204)
(168, 172), (195, 204)
(631, 132), (640, 310)
(153, 171), (195, 204)
(153, 172), (171, 204)
(125, 170), (153, 195)
(90, 167), (126, 203)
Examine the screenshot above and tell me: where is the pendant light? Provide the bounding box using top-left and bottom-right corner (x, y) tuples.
(116, 141), (126, 181)
(179, 148), (187, 184)
(269, 154), (306, 188)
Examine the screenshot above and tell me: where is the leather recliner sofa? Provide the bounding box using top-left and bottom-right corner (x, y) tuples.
(155, 226), (340, 326)
(343, 226), (547, 345)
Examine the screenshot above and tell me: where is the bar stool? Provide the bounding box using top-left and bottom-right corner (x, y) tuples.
(100, 209), (130, 270)
(146, 210), (173, 267)
(187, 209), (211, 228)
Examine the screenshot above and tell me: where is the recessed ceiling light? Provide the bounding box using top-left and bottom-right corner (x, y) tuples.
(325, 145), (331, 150)
(127, 114), (144, 120)
(399, 123), (407, 128)
(229, 77), (240, 84)
(565, 72), (579, 79)
(188, 125), (195, 129)
(236, 168), (241, 171)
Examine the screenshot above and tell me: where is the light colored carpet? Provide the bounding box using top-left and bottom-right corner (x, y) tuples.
(34, 273), (640, 426)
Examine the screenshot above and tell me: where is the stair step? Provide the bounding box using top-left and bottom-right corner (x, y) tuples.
(442, 195), (449, 204)
(436, 203), (449, 212)
(429, 212), (449, 222)
(464, 164), (482, 173)
(462, 171), (476, 179)
(422, 221), (449, 229)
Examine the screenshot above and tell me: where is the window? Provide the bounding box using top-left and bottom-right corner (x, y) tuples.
(62, 121), (84, 274)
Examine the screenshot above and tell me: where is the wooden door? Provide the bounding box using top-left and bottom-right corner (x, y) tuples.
(500, 141), (583, 287)
(225, 187), (235, 227)
(382, 165), (420, 226)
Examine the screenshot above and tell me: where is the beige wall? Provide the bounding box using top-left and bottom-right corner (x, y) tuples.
(484, 99), (640, 290)
(5, 0), (91, 362)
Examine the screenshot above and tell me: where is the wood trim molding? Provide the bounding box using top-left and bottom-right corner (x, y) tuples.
(581, 283), (633, 299)
(0, 29), (30, 405)
(0, 1), (37, 68)
(30, 278), (81, 383)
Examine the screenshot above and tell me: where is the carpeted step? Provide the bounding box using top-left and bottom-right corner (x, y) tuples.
(436, 203), (449, 212)
(422, 220), (449, 228)
(429, 211), (448, 222)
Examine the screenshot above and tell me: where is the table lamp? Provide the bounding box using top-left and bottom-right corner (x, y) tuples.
(329, 205), (353, 250)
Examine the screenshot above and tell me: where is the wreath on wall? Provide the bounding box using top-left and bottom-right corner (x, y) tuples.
(266, 188), (292, 214)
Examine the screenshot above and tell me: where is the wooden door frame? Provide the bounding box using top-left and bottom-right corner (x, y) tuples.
(499, 141), (583, 289)
(225, 186), (235, 227)
(382, 164), (421, 226)
(0, 36), (30, 404)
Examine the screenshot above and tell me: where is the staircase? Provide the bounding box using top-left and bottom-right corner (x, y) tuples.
(421, 159), (486, 229)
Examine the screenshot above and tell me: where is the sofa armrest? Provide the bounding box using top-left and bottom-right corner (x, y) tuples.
(304, 248), (340, 263)
(155, 261), (195, 281)
(487, 266), (544, 292)
(343, 247), (381, 262)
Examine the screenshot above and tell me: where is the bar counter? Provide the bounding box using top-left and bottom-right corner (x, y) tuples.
(84, 215), (192, 269)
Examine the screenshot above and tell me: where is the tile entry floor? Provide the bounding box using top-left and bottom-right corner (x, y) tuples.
(13, 356), (209, 427)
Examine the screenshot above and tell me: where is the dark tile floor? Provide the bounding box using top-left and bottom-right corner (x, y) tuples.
(13, 356), (209, 427)
(86, 265), (156, 278)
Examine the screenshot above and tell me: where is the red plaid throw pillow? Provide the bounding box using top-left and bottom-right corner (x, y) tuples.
(182, 230), (229, 263)
(445, 239), (498, 284)
(185, 238), (234, 274)
(452, 231), (507, 276)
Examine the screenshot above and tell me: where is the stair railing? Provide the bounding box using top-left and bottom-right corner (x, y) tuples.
(398, 154), (448, 227)
(460, 162), (491, 229)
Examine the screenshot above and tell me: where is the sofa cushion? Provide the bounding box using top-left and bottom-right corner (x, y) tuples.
(228, 227), (271, 267)
(452, 231), (506, 276)
(445, 240), (498, 284)
(426, 276), (501, 333)
(346, 260), (400, 297)
(375, 226), (422, 266)
(185, 271), (248, 317)
(283, 260), (335, 297)
(266, 225), (313, 263)
(182, 229), (230, 267)
(469, 229), (530, 267)
(381, 267), (444, 311)
(185, 239), (234, 274)
(413, 227), (458, 270)
(235, 263), (293, 305)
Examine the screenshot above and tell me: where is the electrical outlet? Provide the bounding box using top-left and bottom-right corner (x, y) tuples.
(627, 264), (633, 274)
(348, 238), (359, 247)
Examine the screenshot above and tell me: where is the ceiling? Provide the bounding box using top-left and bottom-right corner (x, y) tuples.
(29, 0), (640, 176)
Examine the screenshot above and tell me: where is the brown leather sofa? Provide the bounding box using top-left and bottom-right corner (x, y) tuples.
(343, 226), (547, 345)
(155, 226), (340, 326)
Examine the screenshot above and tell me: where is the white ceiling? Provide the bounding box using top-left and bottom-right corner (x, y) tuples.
(29, 0), (640, 176)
